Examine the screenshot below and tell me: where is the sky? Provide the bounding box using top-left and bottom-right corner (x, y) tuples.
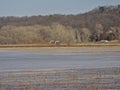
(0, 0), (120, 16)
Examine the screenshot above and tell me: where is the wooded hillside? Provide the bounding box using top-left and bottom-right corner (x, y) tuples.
(0, 5), (120, 44)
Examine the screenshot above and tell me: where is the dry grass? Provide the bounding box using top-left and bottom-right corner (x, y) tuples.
(0, 67), (120, 90)
(0, 42), (120, 48)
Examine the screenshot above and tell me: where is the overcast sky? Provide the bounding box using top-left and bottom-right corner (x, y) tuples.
(0, 0), (120, 16)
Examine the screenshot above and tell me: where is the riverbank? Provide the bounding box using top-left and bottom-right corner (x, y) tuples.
(0, 42), (120, 48)
(0, 67), (120, 90)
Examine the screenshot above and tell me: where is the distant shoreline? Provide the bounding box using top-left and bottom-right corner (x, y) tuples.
(0, 43), (120, 48)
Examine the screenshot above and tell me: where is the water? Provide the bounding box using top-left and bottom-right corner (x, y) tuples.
(0, 47), (120, 71)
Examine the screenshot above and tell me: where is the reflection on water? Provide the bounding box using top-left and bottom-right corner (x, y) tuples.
(0, 47), (120, 71)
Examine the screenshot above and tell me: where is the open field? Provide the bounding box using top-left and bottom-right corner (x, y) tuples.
(0, 67), (120, 90)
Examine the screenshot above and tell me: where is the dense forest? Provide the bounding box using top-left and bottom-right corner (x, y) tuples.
(0, 5), (120, 44)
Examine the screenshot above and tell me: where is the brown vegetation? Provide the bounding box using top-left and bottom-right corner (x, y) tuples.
(0, 67), (120, 90)
(0, 5), (120, 44)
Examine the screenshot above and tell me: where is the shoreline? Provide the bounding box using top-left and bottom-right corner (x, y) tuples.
(0, 66), (119, 73)
(0, 43), (120, 48)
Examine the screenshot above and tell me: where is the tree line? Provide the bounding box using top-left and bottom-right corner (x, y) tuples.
(0, 5), (120, 44)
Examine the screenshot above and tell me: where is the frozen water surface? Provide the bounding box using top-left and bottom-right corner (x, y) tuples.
(0, 47), (120, 71)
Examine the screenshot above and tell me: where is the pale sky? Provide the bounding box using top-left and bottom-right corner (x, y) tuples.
(0, 0), (120, 16)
